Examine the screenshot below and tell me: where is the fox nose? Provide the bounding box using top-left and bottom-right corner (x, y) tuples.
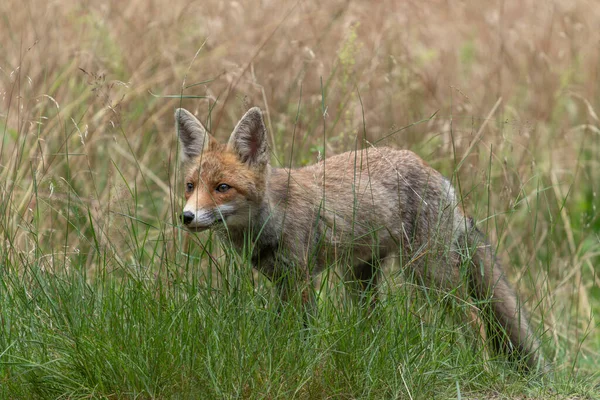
(181, 211), (195, 225)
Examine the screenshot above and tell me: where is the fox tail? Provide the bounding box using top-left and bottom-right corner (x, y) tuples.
(467, 228), (543, 371)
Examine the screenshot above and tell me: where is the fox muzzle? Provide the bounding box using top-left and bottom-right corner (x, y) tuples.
(181, 211), (195, 225)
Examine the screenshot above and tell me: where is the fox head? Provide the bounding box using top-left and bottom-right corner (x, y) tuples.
(175, 107), (270, 232)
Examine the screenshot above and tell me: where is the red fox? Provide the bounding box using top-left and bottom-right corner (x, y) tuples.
(175, 106), (542, 370)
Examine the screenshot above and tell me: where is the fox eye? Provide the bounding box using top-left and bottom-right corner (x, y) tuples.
(216, 183), (230, 193)
(186, 182), (194, 192)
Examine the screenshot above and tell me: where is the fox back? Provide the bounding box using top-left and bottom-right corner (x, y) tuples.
(175, 106), (543, 371)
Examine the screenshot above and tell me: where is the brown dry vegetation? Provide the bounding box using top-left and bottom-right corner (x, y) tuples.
(1, 0), (599, 380)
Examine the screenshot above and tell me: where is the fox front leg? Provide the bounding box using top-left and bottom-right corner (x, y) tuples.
(272, 264), (317, 323)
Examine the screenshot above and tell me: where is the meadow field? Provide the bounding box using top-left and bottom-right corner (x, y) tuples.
(1, 0), (599, 398)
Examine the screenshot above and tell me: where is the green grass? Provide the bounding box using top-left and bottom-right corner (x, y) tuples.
(1, 242), (588, 399)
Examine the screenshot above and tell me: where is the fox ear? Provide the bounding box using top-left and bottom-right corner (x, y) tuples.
(175, 108), (213, 162)
(227, 107), (269, 166)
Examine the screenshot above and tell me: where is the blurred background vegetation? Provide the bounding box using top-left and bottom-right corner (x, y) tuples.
(1, 0), (599, 397)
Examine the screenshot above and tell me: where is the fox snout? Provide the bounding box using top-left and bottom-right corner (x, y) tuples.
(181, 211), (195, 225)
(180, 207), (221, 231)
(180, 203), (241, 231)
